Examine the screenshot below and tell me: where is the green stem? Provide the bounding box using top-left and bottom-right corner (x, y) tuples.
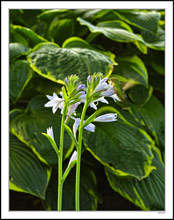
(57, 105), (67, 211)
(75, 101), (88, 211)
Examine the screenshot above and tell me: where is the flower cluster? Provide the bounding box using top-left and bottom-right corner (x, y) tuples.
(45, 73), (119, 140)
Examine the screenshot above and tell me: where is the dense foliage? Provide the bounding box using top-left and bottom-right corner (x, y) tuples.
(10, 9), (165, 210)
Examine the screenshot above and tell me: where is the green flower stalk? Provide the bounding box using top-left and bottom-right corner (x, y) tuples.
(42, 73), (120, 211)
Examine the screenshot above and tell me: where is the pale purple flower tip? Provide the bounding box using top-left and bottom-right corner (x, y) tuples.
(77, 84), (85, 91)
(65, 77), (68, 84)
(87, 75), (91, 83)
(94, 76), (97, 82)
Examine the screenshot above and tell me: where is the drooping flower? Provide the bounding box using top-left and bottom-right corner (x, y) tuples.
(45, 92), (64, 114)
(73, 117), (95, 139)
(94, 113), (117, 122)
(47, 127), (54, 140)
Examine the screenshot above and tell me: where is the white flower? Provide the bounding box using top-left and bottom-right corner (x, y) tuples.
(67, 150), (77, 168)
(100, 81), (120, 102)
(68, 102), (81, 116)
(47, 127), (54, 140)
(84, 123), (95, 132)
(73, 117), (95, 139)
(45, 92), (64, 114)
(80, 93), (108, 110)
(73, 118), (81, 139)
(94, 113), (117, 122)
(93, 78), (110, 94)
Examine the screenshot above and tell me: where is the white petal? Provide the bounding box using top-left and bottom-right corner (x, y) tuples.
(44, 100), (56, 107)
(52, 104), (59, 114)
(46, 95), (54, 101)
(111, 94), (121, 102)
(89, 102), (97, 110)
(47, 127), (54, 140)
(68, 102), (81, 116)
(94, 113), (117, 122)
(67, 150), (77, 167)
(73, 118), (81, 139)
(84, 123), (95, 132)
(53, 92), (59, 100)
(96, 97), (109, 104)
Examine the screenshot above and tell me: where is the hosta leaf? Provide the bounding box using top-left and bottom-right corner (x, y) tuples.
(127, 85), (153, 106)
(10, 134), (51, 199)
(105, 149), (164, 210)
(10, 24), (48, 47)
(10, 95), (73, 165)
(114, 10), (161, 34)
(141, 27), (165, 50)
(47, 19), (74, 45)
(62, 37), (116, 64)
(10, 43), (31, 61)
(43, 164), (99, 210)
(129, 95), (164, 150)
(10, 60), (33, 103)
(113, 55), (148, 87)
(27, 42), (114, 83)
(37, 9), (70, 22)
(77, 17), (147, 54)
(17, 73), (63, 103)
(83, 107), (155, 180)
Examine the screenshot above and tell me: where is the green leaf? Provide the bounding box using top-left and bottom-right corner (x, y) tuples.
(127, 85), (153, 106)
(10, 43), (31, 62)
(113, 55), (148, 87)
(10, 24), (48, 47)
(62, 36), (117, 64)
(114, 10), (161, 34)
(141, 27), (165, 50)
(10, 95), (73, 165)
(77, 17), (147, 54)
(10, 134), (51, 199)
(27, 42), (114, 83)
(37, 9), (70, 22)
(105, 149), (164, 210)
(129, 95), (164, 150)
(10, 60), (33, 103)
(83, 107), (155, 180)
(47, 19), (74, 45)
(43, 164), (99, 210)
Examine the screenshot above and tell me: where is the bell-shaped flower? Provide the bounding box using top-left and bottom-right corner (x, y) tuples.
(45, 92), (64, 114)
(73, 117), (95, 139)
(94, 113), (117, 122)
(47, 127), (54, 140)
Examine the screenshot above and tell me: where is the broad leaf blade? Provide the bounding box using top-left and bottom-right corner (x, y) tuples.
(83, 107), (155, 180)
(27, 42), (114, 83)
(77, 17), (147, 54)
(113, 55), (148, 87)
(129, 95), (164, 150)
(114, 10), (161, 34)
(10, 60), (33, 103)
(10, 134), (51, 199)
(10, 43), (31, 61)
(105, 149), (164, 210)
(10, 95), (73, 165)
